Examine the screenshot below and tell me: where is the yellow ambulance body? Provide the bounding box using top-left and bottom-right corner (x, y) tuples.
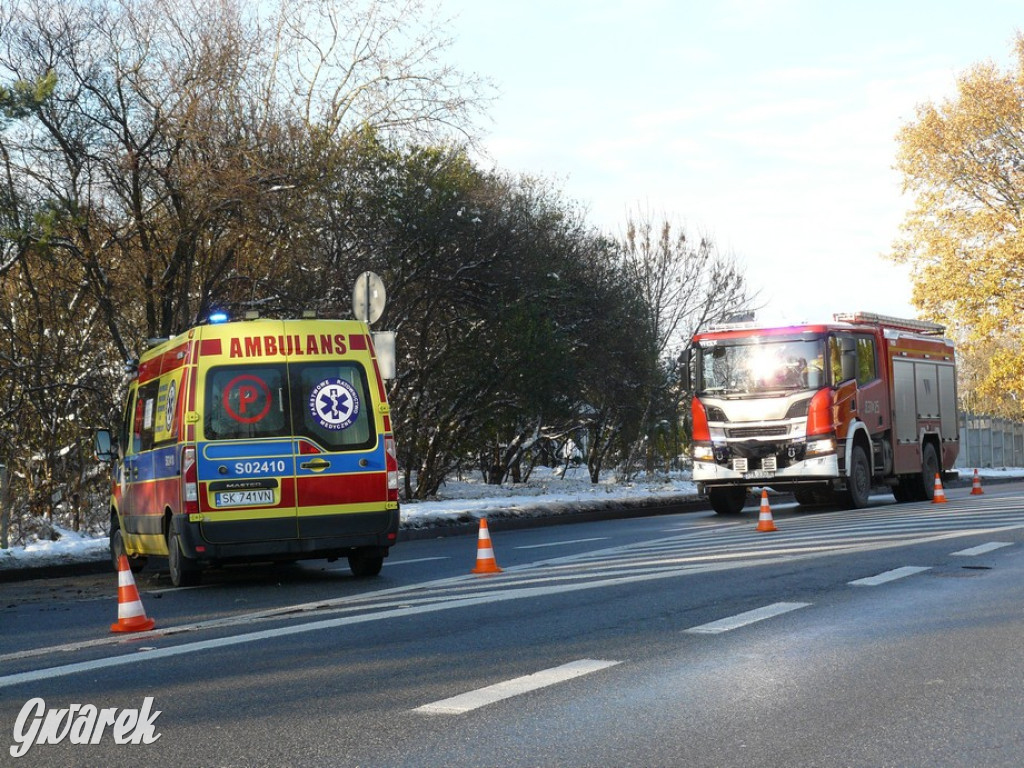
(103, 317), (399, 586)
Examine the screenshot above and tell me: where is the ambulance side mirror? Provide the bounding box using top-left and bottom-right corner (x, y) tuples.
(94, 429), (117, 462)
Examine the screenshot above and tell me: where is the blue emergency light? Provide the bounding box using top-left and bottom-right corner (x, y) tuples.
(208, 311), (229, 324)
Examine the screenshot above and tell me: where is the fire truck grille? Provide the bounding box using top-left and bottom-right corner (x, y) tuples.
(727, 426), (789, 439)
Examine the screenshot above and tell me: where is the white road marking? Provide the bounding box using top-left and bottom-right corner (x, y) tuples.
(685, 602), (810, 634)
(413, 659), (620, 715)
(8, 498), (1024, 683)
(951, 542), (1013, 557)
(516, 537), (609, 550)
(383, 557), (450, 567)
(849, 566), (930, 586)
(322, 556), (449, 571)
(145, 584), (213, 595)
(0, 561), (780, 688)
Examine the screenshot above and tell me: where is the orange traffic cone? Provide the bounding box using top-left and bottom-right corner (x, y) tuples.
(932, 474), (947, 504)
(756, 490), (777, 532)
(471, 517), (502, 575)
(110, 555), (156, 633)
(971, 469), (984, 496)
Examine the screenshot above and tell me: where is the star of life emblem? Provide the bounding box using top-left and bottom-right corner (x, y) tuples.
(308, 378), (360, 431)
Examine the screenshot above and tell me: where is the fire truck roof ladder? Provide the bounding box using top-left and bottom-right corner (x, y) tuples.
(833, 312), (946, 336)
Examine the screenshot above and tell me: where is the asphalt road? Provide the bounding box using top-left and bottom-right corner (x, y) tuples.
(3, 483), (1024, 767)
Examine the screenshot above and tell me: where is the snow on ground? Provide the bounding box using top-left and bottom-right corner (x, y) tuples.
(0, 466), (699, 570)
(3, 465), (1023, 571)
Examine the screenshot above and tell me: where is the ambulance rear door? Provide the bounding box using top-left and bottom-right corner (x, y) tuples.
(196, 320), (300, 543)
(289, 329), (392, 539)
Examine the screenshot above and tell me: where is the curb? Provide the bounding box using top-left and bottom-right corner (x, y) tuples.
(397, 494), (708, 541)
(1, 475), (1017, 583)
(0, 494), (707, 583)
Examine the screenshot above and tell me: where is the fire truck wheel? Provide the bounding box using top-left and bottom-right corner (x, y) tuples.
(167, 528), (202, 587)
(348, 547), (385, 578)
(109, 521), (147, 574)
(893, 480), (913, 503)
(844, 445), (871, 509)
(919, 443), (939, 501)
(708, 486), (747, 515)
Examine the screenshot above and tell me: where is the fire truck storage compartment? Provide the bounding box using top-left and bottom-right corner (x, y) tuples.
(892, 358), (957, 444)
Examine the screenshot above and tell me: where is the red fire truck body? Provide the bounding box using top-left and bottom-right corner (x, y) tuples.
(686, 312), (959, 514)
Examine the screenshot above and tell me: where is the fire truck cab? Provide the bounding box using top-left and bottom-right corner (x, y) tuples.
(96, 315), (400, 585)
(684, 312), (959, 514)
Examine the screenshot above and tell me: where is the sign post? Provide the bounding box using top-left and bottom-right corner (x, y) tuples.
(0, 464), (9, 549)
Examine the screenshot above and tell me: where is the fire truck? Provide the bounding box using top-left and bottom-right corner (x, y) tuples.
(683, 312), (959, 514)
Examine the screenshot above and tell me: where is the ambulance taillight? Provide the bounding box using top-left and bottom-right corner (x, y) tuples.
(182, 446), (199, 514)
(385, 435), (398, 501)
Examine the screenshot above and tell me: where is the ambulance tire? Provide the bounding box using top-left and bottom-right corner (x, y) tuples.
(109, 523), (147, 574)
(708, 486), (747, 516)
(167, 528), (202, 587)
(348, 548), (384, 578)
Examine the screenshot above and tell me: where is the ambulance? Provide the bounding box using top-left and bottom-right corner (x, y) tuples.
(95, 315), (400, 586)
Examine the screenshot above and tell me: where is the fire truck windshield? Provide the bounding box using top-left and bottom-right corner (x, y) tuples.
(697, 337), (826, 395)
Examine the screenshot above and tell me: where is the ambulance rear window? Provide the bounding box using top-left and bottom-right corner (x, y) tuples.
(202, 362), (375, 450)
(205, 366), (289, 440)
(291, 362), (374, 451)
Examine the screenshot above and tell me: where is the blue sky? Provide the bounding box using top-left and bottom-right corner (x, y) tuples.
(442, 0), (1022, 324)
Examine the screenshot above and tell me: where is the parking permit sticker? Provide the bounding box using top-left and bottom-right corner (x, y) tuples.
(309, 378), (360, 431)
(223, 374), (273, 423)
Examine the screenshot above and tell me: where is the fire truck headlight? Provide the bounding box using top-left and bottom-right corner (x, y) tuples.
(693, 445), (715, 462)
(805, 438), (835, 456)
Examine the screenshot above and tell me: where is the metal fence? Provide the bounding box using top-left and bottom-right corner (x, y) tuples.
(957, 413), (1024, 469)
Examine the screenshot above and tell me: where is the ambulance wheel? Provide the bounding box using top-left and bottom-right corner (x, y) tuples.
(348, 548), (384, 578)
(843, 445), (871, 509)
(167, 528), (202, 587)
(708, 487), (747, 515)
(110, 523), (147, 573)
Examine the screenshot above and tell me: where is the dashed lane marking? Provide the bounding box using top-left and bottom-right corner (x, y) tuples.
(413, 659), (621, 715)
(951, 542), (1013, 557)
(849, 566), (930, 586)
(685, 601), (811, 634)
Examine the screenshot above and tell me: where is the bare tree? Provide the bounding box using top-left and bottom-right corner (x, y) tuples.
(616, 209), (757, 475)
(620, 210), (756, 360)
(0, 0), (491, 529)
(268, 0), (487, 141)
(0, 0), (491, 342)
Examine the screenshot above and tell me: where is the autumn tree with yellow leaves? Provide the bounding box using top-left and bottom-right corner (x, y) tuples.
(892, 35), (1024, 418)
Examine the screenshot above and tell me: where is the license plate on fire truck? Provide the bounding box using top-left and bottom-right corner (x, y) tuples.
(743, 456), (776, 479)
(215, 489), (275, 507)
